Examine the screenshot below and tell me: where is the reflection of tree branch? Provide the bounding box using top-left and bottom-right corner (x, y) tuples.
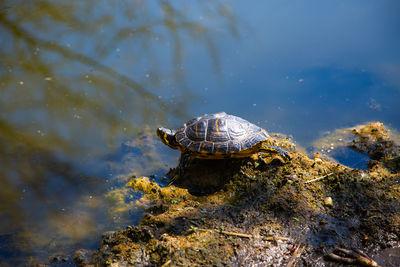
(0, 1), (242, 119)
(0, 15), (172, 111)
(0, 118), (69, 152)
(158, 1), (243, 80)
(0, 3), (244, 262)
(0, 119), (103, 246)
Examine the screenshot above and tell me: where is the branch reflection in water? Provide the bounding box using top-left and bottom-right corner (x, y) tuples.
(0, 0), (240, 264)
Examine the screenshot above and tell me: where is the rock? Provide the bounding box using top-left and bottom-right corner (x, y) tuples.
(324, 197), (333, 208)
(82, 122), (400, 266)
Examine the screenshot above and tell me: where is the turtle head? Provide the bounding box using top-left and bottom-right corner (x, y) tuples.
(156, 127), (180, 150)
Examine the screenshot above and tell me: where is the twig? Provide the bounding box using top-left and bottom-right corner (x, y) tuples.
(220, 230), (252, 238)
(326, 248), (380, 267)
(197, 228), (252, 238)
(304, 173), (333, 184)
(286, 244), (306, 267)
(197, 228), (290, 240)
(264, 236), (289, 241)
(161, 259), (171, 267)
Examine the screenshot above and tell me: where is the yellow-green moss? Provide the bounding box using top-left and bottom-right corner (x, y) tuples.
(91, 122), (400, 266)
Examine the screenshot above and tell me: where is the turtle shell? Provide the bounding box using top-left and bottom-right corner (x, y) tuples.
(174, 112), (270, 154)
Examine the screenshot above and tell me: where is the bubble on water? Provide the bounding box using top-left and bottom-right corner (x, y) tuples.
(19, 81), (24, 85)
(145, 73), (150, 78)
(37, 130), (43, 135)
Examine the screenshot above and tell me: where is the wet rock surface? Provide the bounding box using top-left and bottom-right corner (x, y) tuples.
(76, 122), (400, 266)
(350, 122), (400, 173)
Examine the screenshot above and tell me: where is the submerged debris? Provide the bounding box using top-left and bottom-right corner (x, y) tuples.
(77, 122), (400, 266)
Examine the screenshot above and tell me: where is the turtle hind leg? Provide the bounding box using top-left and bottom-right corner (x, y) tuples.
(260, 144), (291, 160)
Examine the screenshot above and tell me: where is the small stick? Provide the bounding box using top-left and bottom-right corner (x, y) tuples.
(264, 236), (289, 241)
(161, 259), (171, 267)
(197, 228), (252, 238)
(304, 173), (333, 184)
(286, 244), (306, 267)
(197, 228), (289, 240)
(326, 248), (380, 267)
(220, 230), (252, 238)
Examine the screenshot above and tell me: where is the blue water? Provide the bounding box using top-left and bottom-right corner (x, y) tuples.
(0, 0), (399, 264)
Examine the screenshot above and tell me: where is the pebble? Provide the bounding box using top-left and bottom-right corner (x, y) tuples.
(324, 197), (333, 208)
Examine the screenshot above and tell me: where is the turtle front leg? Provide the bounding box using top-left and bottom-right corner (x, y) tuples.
(168, 152), (189, 185)
(178, 151), (191, 176)
(168, 152), (190, 185)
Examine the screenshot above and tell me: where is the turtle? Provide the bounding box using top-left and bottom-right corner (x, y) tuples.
(156, 112), (290, 168)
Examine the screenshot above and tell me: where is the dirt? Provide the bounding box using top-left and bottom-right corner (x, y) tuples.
(75, 122), (400, 266)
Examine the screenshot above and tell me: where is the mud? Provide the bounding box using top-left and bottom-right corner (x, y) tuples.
(76, 122), (400, 266)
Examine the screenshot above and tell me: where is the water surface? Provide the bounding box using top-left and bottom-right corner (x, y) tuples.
(0, 0), (399, 265)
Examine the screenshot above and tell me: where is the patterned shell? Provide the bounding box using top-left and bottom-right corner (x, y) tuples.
(175, 112), (270, 154)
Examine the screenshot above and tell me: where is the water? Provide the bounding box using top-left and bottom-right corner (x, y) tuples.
(0, 0), (399, 265)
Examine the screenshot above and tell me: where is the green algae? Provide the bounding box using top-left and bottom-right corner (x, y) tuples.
(81, 122), (400, 266)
